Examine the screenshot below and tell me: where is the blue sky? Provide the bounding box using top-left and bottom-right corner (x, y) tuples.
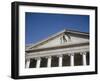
(25, 12), (89, 44)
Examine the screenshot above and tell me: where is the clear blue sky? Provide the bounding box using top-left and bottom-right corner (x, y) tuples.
(25, 12), (89, 44)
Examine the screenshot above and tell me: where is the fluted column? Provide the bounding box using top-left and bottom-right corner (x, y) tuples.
(83, 52), (87, 66)
(58, 55), (62, 67)
(70, 53), (74, 66)
(36, 57), (41, 68)
(47, 56), (51, 68)
(26, 59), (30, 68)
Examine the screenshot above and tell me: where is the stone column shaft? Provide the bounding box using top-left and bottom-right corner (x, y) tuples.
(59, 55), (62, 67)
(70, 54), (74, 66)
(26, 59), (30, 68)
(36, 58), (41, 68)
(83, 52), (86, 66)
(47, 56), (51, 68)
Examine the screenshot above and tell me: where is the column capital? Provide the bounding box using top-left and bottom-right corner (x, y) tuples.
(59, 54), (63, 57)
(34, 57), (41, 60)
(65, 53), (74, 56)
(70, 53), (74, 56)
(64, 54), (70, 56)
(83, 52), (87, 55)
(80, 52), (86, 55)
(57, 55), (63, 57)
(46, 56), (51, 58)
(26, 58), (30, 61)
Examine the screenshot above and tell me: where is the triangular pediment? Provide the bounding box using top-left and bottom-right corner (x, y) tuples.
(26, 29), (89, 50)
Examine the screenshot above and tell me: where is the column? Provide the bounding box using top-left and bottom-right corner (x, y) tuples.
(70, 53), (74, 66)
(83, 52), (86, 66)
(36, 57), (41, 68)
(26, 59), (30, 68)
(47, 56), (51, 68)
(59, 55), (62, 67)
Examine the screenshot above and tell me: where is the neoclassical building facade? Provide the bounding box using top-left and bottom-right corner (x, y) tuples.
(25, 29), (89, 68)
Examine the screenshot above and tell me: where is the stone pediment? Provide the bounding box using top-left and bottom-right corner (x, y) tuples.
(26, 29), (89, 50)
